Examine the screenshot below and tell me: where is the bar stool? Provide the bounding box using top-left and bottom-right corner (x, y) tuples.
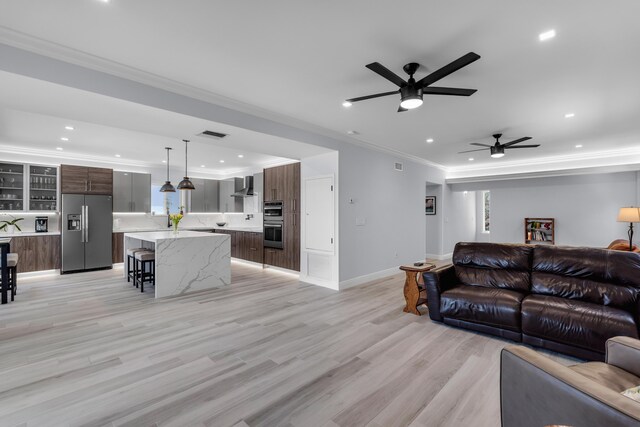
(126, 248), (149, 284)
(134, 250), (155, 292)
(1, 253), (19, 301)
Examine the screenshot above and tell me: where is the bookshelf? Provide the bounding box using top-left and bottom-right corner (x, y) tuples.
(525, 218), (555, 245)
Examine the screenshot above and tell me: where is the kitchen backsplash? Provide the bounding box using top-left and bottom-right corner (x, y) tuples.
(0, 212), (60, 233)
(113, 212), (263, 231)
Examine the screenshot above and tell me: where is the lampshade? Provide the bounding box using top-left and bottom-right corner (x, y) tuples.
(617, 207), (640, 223)
(159, 147), (175, 193)
(400, 86), (424, 110)
(490, 145), (505, 158)
(177, 139), (195, 191)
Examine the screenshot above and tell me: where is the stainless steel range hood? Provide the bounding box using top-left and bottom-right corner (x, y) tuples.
(231, 176), (254, 197)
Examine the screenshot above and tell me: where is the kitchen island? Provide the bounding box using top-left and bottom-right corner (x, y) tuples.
(123, 230), (230, 298)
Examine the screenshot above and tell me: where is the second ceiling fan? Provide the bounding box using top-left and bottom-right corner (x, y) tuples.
(345, 52), (480, 112)
(459, 133), (540, 158)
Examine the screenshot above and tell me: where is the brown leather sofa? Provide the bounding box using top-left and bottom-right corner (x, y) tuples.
(423, 242), (640, 360)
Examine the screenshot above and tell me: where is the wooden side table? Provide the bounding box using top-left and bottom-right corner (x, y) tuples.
(400, 263), (435, 315)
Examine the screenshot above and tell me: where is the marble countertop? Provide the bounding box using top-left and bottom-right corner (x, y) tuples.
(124, 230), (228, 242)
(0, 231), (61, 237)
(115, 226), (263, 233)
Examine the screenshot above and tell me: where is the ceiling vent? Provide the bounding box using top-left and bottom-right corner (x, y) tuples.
(394, 162), (404, 171)
(199, 130), (228, 139)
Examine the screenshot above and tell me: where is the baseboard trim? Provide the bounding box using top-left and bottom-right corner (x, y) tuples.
(299, 274), (339, 291)
(339, 266), (399, 290)
(17, 269), (59, 278)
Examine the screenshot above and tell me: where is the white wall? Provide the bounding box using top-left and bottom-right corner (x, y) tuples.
(441, 186), (476, 254)
(452, 171), (640, 247)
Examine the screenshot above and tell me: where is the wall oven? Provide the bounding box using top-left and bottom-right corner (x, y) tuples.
(264, 201), (283, 221)
(264, 221), (284, 249)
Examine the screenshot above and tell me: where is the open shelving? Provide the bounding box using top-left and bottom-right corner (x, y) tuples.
(525, 217), (555, 245)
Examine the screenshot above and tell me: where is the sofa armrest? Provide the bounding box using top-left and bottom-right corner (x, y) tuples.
(606, 336), (640, 377)
(422, 265), (456, 322)
(501, 346), (640, 427)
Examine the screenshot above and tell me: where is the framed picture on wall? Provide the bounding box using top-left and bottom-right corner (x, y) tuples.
(425, 196), (436, 215)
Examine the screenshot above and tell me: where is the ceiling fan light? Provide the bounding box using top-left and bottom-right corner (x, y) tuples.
(490, 145), (505, 158)
(400, 86), (424, 110)
(400, 98), (423, 109)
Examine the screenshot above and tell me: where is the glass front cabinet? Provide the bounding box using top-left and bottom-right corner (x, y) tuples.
(0, 162), (58, 212)
(29, 165), (58, 211)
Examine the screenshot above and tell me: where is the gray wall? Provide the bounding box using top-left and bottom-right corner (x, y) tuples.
(452, 171), (640, 247)
(441, 185), (476, 254)
(425, 184), (443, 256)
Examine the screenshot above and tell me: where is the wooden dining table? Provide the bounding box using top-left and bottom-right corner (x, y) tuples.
(0, 237), (11, 304)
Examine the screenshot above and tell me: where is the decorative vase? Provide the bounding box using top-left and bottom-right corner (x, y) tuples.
(7, 225), (15, 234)
(172, 222), (179, 234)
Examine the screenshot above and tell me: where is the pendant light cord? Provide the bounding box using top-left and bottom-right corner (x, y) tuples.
(183, 139), (189, 176)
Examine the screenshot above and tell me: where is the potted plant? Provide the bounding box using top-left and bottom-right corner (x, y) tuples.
(0, 215), (24, 234)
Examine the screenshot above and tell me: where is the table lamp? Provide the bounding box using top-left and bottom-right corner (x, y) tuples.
(617, 207), (640, 251)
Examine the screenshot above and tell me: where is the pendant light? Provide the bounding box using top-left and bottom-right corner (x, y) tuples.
(177, 139), (195, 190)
(159, 147), (176, 192)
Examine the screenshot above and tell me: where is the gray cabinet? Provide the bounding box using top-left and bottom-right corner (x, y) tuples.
(253, 172), (263, 213)
(113, 171), (151, 212)
(219, 177), (243, 213)
(189, 179), (220, 212)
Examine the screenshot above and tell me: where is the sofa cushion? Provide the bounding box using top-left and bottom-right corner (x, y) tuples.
(453, 242), (533, 292)
(532, 245), (640, 310)
(440, 285), (525, 331)
(569, 362), (640, 393)
(522, 295), (639, 353)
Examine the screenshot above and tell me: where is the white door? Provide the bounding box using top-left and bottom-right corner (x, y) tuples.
(305, 176), (334, 252)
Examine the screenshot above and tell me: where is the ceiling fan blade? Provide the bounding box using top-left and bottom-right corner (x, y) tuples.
(423, 87), (477, 96)
(365, 62), (407, 87)
(346, 90), (399, 103)
(458, 148), (488, 153)
(416, 52), (481, 88)
(502, 136), (533, 147)
(397, 105), (408, 112)
(470, 142), (492, 147)
(504, 144), (540, 149)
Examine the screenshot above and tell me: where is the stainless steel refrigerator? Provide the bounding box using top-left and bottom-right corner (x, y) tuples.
(61, 194), (113, 273)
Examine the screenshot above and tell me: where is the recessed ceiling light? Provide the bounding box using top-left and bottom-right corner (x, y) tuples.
(200, 165), (205, 168)
(575, 144), (583, 148)
(65, 125), (74, 130)
(219, 160), (225, 163)
(237, 154), (244, 158)
(426, 138), (434, 143)
(162, 160), (167, 163)
(115, 154), (121, 158)
(342, 101), (352, 108)
(347, 130), (358, 135)
(60, 137), (69, 141)
(565, 112), (575, 118)
(539, 29), (556, 41)
(468, 157), (474, 161)
(56, 147), (63, 151)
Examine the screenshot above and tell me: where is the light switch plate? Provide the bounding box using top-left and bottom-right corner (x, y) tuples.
(355, 217), (366, 226)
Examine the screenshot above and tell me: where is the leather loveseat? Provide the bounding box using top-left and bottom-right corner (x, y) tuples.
(423, 242), (640, 360)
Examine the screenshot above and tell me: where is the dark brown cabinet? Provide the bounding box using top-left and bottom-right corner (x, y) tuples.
(112, 232), (124, 264)
(61, 165), (113, 195)
(11, 235), (60, 273)
(263, 162), (300, 271)
(214, 230), (263, 263)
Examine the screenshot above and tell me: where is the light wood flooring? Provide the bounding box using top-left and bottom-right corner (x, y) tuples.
(0, 261), (557, 427)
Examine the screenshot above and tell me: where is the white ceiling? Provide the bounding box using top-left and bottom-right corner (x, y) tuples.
(0, 70), (328, 176)
(0, 1), (640, 170)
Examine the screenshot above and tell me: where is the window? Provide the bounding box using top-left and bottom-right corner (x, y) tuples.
(482, 190), (491, 233)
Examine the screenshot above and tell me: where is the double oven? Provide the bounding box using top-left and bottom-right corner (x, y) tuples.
(263, 201), (284, 249)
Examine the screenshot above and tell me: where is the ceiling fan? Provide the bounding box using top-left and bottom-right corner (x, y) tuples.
(344, 52), (480, 112)
(459, 133), (540, 158)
